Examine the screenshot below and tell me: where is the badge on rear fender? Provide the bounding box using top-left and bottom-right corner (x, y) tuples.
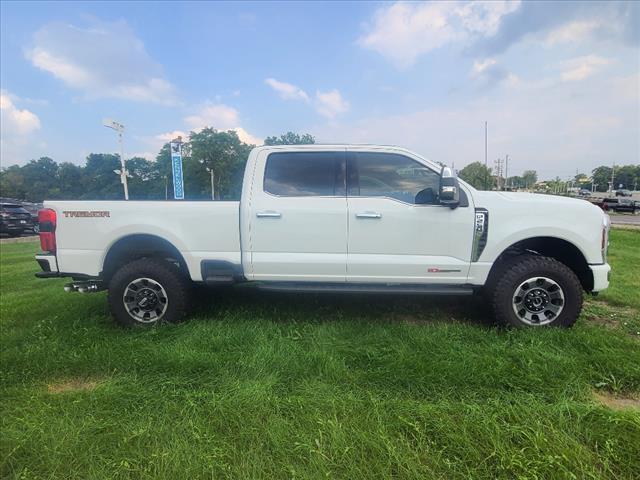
(62, 211), (110, 218)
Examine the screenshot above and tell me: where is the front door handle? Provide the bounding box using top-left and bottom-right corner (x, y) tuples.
(355, 212), (382, 219)
(256, 211), (281, 218)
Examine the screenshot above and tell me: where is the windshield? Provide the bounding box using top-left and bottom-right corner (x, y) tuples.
(1, 205), (30, 214)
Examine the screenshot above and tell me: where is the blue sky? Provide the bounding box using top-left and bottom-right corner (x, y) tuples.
(1, 0), (638, 179)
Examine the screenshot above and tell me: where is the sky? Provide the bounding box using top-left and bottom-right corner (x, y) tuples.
(1, 0), (638, 179)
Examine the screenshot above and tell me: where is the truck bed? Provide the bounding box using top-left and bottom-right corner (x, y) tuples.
(45, 200), (241, 281)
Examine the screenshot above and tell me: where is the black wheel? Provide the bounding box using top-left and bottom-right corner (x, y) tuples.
(107, 258), (190, 327)
(490, 255), (583, 328)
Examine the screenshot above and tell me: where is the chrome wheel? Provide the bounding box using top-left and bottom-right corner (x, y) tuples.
(511, 276), (565, 326)
(122, 277), (168, 323)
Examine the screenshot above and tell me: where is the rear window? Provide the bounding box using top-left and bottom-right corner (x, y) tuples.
(264, 152), (345, 197)
(1, 205), (29, 214)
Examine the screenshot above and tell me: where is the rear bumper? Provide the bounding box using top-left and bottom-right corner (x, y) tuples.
(35, 253), (58, 275)
(589, 263), (611, 292)
(35, 253), (94, 280)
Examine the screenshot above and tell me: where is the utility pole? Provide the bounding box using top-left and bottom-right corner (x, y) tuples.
(103, 119), (129, 200)
(484, 121), (489, 190)
(610, 163), (615, 192)
(494, 158), (503, 190)
(504, 154), (509, 190)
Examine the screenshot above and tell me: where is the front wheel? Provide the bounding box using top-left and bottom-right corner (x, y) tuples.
(107, 258), (190, 327)
(490, 255), (583, 328)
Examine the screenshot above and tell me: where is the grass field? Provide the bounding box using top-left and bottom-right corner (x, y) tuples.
(1, 230), (639, 479)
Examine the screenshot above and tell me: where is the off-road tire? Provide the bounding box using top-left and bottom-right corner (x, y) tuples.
(107, 258), (190, 327)
(490, 255), (583, 328)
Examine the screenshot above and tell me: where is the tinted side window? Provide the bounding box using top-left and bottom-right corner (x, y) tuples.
(347, 152), (440, 204)
(264, 152), (345, 197)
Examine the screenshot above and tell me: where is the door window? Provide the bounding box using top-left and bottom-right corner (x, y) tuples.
(264, 152), (345, 197)
(347, 152), (440, 204)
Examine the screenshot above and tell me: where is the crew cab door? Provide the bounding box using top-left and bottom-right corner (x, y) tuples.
(346, 148), (474, 284)
(247, 149), (347, 281)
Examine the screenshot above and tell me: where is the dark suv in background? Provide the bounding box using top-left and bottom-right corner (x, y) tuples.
(0, 203), (34, 236)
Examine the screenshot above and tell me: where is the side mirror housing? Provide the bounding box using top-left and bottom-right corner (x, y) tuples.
(439, 166), (460, 208)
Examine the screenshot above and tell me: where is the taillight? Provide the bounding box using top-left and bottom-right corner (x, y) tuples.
(38, 208), (57, 253)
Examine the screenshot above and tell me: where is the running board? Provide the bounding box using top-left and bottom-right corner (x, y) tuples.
(256, 282), (474, 295)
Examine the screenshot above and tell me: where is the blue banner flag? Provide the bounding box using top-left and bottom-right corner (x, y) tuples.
(170, 141), (184, 200)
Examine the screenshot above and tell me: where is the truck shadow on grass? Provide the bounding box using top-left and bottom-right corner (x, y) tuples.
(190, 286), (497, 327)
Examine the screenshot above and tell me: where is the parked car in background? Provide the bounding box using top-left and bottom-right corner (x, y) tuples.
(0, 203), (34, 236)
(612, 198), (639, 214)
(20, 202), (43, 233)
(578, 189), (591, 196)
(615, 189), (633, 197)
(593, 197), (640, 214)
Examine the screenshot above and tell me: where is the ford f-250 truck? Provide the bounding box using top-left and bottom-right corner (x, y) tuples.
(35, 145), (611, 328)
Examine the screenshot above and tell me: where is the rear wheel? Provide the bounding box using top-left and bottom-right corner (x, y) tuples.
(107, 258), (190, 327)
(490, 255), (583, 328)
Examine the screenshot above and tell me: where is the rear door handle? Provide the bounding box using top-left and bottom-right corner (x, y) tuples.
(256, 211), (281, 218)
(355, 212), (382, 219)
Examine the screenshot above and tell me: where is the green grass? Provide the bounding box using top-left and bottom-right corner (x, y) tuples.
(1, 231), (639, 479)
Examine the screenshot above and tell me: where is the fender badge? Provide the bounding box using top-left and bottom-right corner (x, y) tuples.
(62, 211), (110, 218)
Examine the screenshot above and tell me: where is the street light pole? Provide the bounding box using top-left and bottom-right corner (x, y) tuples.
(103, 119), (129, 200)
(209, 168), (215, 200)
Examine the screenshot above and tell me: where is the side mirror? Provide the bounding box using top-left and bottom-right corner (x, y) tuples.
(439, 166), (460, 208)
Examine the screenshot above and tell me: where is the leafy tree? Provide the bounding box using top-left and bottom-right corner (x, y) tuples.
(264, 132), (315, 145)
(189, 128), (252, 200)
(82, 153), (122, 200)
(591, 166), (612, 192)
(615, 165), (639, 190)
(17, 157), (59, 202)
(506, 175), (524, 189)
(458, 162), (492, 190)
(154, 143), (174, 200)
(0, 165), (26, 199)
(521, 170), (538, 189)
(127, 157), (165, 200)
(56, 162), (83, 199)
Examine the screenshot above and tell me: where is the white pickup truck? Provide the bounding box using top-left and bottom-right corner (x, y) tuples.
(35, 145), (611, 328)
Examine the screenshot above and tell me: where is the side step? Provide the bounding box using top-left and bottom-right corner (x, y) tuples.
(201, 260), (243, 286)
(257, 282), (475, 295)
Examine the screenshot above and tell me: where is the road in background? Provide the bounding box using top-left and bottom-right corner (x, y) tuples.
(609, 214), (640, 225)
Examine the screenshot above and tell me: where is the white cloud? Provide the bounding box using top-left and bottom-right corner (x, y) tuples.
(155, 130), (190, 144)
(264, 78), (310, 102)
(358, 1), (521, 68)
(265, 78), (349, 118)
(544, 20), (601, 46)
(0, 91), (42, 165)
(26, 20), (178, 104)
(560, 55), (611, 82)
(472, 58), (497, 76)
(0, 91), (41, 135)
(151, 102), (262, 151)
(232, 127), (262, 145)
(315, 89), (349, 119)
(185, 103), (240, 130)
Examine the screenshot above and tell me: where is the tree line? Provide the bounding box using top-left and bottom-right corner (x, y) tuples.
(0, 130), (315, 202)
(458, 161), (640, 192)
(3, 136), (637, 202)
